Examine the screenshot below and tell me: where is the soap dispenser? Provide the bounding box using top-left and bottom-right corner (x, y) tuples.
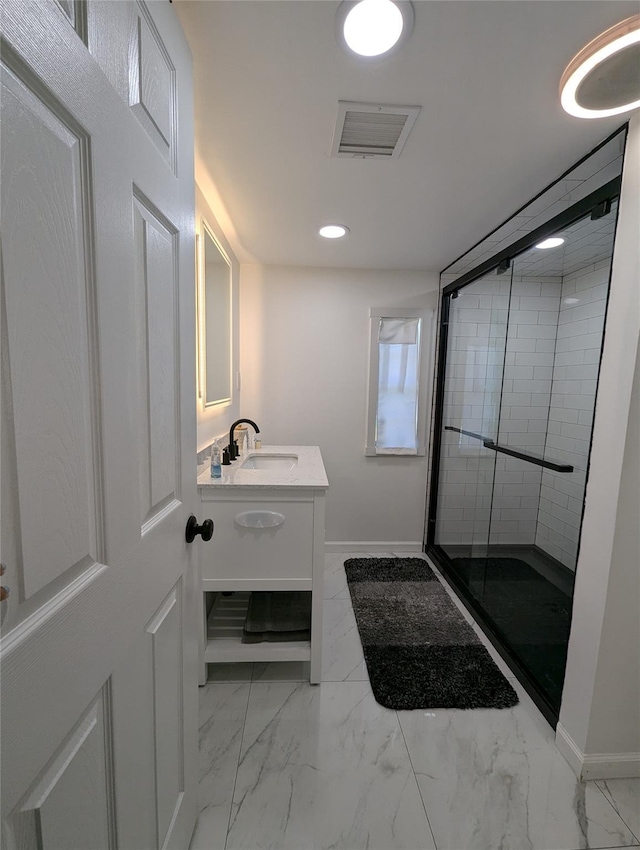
(210, 439), (222, 479)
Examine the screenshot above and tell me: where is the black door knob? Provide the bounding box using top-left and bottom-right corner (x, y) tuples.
(185, 515), (214, 543)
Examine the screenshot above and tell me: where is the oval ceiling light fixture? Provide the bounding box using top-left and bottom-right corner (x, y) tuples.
(560, 15), (640, 119)
(336, 0), (414, 59)
(535, 237), (565, 250)
(319, 224), (350, 239)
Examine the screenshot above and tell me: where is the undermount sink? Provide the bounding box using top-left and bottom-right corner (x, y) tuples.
(240, 453), (298, 471)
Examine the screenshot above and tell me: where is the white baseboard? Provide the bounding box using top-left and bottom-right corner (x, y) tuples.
(555, 723), (585, 777)
(556, 723), (640, 779)
(324, 541), (423, 554)
(581, 752), (640, 780)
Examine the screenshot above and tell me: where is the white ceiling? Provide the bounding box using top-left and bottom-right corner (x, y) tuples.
(175, 0), (638, 272)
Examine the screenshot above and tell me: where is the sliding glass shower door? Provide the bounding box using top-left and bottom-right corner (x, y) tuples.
(428, 190), (620, 722)
(434, 270), (511, 562)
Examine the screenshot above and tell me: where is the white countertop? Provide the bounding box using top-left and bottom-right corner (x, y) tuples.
(197, 445), (329, 490)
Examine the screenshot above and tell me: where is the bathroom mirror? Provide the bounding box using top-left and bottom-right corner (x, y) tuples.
(199, 222), (232, 407)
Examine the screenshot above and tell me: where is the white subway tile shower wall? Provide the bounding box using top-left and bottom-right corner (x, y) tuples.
(534, 260), (610, 570)
(436, 276), (508, 548)
(492, 277), (562, 546)
(437, 264), (609, 564)
(436, 275), (562, 547)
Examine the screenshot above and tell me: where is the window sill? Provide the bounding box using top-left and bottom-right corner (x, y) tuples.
(365, 446), (425, 457)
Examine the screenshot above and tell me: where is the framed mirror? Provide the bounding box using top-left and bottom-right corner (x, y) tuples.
(199, 221), (232, 407)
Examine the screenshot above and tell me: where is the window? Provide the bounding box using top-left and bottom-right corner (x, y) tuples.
(366, 307), (434, 456)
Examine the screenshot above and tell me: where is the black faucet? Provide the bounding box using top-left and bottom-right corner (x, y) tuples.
(227, 418), (260, 461)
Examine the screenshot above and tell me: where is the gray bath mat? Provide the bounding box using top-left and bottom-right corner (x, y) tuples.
(344, 558), (519, 710)
(242, 591), (311, 643)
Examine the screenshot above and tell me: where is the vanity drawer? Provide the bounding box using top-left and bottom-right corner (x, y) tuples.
(202, 498), (314, 583)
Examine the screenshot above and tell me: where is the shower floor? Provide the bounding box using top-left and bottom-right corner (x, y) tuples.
(438, 546), (574, 712)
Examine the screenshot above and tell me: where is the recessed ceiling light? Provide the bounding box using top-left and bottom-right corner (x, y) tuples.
(560, 15), (640, 119)
(319, 225), (350, 239)
(535, 237), (565, 250)
(336, 0), (414, 59)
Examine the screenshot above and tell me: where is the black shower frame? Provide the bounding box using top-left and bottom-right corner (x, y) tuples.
(425, 129), (627, 727)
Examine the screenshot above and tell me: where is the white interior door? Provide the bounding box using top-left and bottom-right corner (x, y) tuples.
(1, 2), (199, 848)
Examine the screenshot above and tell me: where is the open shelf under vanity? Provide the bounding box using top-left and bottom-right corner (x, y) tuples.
(203, 590), (312, 664)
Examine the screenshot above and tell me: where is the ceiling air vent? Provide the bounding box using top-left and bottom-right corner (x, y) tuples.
(330, 101), (421, 160)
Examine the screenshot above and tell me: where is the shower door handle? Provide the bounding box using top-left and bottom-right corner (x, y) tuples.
(482, 441), (573, 473)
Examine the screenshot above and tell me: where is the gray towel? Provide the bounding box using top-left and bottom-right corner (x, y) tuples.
(242, 591), (311, 643)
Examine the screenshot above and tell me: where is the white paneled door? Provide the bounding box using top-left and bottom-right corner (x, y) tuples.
(1, 2), (199, 848)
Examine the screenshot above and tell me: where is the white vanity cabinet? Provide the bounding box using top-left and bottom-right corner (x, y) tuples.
(197, 446), (328, 684)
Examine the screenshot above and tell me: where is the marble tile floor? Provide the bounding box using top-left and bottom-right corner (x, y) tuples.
(190, 553), (640, 850)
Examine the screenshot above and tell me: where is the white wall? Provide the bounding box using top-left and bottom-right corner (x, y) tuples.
(585, 341), (639, 758)
(557, 115), (640, 779)
(195, 184), (241, 453)
(240, 264), (439, 545)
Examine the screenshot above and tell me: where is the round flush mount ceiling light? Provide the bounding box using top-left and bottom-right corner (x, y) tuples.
(535, 237), (565, 250)
(560, 15), (640, 119)
(319, 224), (350, 239)
(336, 0), (414, 59)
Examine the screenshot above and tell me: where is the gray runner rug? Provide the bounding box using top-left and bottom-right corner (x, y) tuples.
(344, 557), (519, 710)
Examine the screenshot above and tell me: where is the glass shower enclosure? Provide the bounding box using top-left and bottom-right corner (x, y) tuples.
(426, 129), (625, 724)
